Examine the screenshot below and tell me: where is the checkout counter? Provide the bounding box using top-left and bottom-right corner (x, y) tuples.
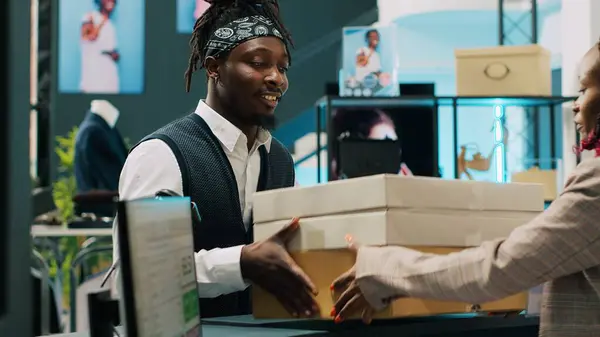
(44, 313), (539, 336)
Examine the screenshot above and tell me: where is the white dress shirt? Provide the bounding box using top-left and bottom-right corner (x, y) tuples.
(111, 100), (274, 298)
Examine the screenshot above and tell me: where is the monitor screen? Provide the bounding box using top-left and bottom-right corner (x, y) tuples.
(117, 197), (201, 337)
(329, 106), (438, 180)
(337, 138), (402, 179)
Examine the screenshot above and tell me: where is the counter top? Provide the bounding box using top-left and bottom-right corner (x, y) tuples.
(205, 314), (539, 336)
(42, 313), (539, 337)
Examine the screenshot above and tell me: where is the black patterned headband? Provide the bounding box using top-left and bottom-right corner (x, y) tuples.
(204, 14), (286, 62)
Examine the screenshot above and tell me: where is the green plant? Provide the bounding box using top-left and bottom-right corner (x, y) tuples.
(49, 127), (81, 309)
(52, 126), (78, 224)
(45, 127), (116, 309)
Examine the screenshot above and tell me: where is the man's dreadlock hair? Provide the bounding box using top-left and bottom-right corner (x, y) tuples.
(184, 0), (293, 92)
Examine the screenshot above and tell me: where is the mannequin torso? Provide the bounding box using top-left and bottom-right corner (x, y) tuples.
(90, 99), (119, 128)
(74, 100), (127, 193)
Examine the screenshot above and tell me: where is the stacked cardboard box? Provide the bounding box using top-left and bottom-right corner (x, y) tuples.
(251, 175), (544, 319)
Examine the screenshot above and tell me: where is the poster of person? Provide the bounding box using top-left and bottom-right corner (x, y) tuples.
(340, 26), (398, 97)
(177, 0), (210, 33)
(58, 0), (145, 94)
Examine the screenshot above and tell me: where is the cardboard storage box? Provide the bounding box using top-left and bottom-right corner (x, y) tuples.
(253, 249), (529, 319)
(252, 175), (544, 319)
(455, 44), (551, 96)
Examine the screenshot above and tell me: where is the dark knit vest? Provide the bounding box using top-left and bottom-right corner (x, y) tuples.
(130, 113), (295, 317)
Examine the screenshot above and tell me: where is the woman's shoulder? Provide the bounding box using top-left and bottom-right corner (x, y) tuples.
(564, 157), (600, 191)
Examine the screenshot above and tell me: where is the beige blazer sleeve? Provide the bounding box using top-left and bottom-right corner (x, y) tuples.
(355, 158), (600, 311)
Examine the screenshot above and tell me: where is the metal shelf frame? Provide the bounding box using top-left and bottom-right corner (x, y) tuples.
(313, 95), (576, 183)
(498, 0), (538, 46)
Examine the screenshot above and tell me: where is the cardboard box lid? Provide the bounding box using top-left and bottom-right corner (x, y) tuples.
(254, 210), (537, 250)
(454, 44), (551, 58)
(253, 175), (544, 223)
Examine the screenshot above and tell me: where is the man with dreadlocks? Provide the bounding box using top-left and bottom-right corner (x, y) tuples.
(330, 42), (600, 336)
(111, 0), (320, 318)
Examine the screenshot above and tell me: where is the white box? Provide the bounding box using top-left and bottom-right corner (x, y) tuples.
(254, 209), (539, 251)
(253, 174), (544, 225)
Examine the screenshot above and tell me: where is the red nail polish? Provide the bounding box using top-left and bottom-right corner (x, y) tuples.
(334, 315), (342, 324)
(329, 284), (334, 290)
(330, 308), (336, 317)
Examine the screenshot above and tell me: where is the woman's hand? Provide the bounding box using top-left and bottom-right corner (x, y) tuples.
(330, 236), (377, 324)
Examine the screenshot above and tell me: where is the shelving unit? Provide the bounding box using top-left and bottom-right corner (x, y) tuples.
(314, 95), (577, 183)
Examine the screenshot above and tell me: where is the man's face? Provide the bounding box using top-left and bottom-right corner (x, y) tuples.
(367, 31), (379, 48)
(212, 37), (289, 127)
(101, 0), (115, 13)
(574, 46), (600, 139)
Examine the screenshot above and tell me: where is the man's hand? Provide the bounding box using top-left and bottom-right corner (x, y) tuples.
(102, 50), (120, 62)
(81, 16), (107, 41)
(240, 217), (319, 317)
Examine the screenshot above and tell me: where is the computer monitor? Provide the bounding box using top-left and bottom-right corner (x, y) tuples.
(337, 138), (402, 179)
(399, 83), (435, 97)
(117, 197), (201, 337)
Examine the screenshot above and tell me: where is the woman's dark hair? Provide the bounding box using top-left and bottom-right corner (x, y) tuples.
(184, 0), (293, 92)
(330, 108), (399, 179)
(332, 108), (395, 140)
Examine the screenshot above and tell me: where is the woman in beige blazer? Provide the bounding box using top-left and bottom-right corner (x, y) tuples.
(330, 42), (600, 337)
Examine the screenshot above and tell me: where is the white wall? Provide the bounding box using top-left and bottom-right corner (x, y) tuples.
(378, 0), (516, 25)
(377, 0), (560, 24)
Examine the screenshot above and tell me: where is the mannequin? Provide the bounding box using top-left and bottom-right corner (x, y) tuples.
(74, 100), (128, 194)
(90, 99), (119, 128)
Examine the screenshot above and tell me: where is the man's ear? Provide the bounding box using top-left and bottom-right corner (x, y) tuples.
(205, 56), (220, 80)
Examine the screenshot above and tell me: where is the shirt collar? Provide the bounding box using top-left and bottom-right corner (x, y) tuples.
(194, 100), (272, 153)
